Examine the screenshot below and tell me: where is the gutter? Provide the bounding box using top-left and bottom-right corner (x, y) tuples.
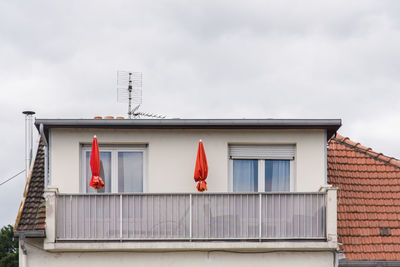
(35, 118), (342, 128)
(35, 119), (342, 140)
(14, 230), (45, 237)
(14, 230), (46, 255)
(339, 260), (400, 267)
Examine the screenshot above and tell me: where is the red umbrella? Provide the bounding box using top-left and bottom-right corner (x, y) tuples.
(89, 136), (104, 189)
(194, 140), (208, 192)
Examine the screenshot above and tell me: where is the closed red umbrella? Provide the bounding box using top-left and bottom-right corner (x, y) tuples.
(194, 140), (208, 192)
(89, 136), (104, 189)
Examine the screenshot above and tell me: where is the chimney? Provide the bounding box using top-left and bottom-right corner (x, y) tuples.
(22, 111), (35, 179)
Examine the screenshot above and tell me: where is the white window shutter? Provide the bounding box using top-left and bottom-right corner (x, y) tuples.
(229, 145), (295, 160)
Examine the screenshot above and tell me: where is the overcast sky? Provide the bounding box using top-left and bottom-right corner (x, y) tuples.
(1, 0), (400, 227)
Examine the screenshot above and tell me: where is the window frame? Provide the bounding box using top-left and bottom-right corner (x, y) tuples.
(228, 145), (296, 192)
(80, 145), (147, 193)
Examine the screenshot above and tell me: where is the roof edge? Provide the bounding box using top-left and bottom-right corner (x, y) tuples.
(35, 119), (341, 138)
(331, 134), (400, 169)
(14, 137), (41, 231)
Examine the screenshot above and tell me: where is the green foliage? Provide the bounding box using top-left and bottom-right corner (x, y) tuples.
(0, 225), (18, 267)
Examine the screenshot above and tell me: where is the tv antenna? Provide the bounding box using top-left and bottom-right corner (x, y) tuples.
(117, 71), (166, 119)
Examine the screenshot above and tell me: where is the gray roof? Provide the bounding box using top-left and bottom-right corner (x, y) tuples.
(35, 118), (341, 138)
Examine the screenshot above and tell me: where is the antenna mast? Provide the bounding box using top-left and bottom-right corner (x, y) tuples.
(117, 71), (142, 119)
(117, 70), (165, 119)
(128, 72), (133, 119)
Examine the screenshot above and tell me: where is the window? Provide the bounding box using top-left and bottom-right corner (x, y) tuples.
(232, 159), (258, 192)
(81, 145), (146, 193)
(229, 145), (295, 192)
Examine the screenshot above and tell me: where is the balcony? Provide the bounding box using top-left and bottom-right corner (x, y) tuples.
(54, 192), (328, 241)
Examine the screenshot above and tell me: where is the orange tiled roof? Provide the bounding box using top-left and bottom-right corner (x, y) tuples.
(328, 134), (400, 261)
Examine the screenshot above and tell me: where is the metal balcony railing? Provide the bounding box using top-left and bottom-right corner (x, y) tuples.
(56, 193), (326, 241)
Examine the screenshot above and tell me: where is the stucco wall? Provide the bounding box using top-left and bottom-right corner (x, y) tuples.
(23, 239), (334, 267)
(49, 128), (326, 193)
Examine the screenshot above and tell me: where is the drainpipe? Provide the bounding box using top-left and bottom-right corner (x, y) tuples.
(20, 234), (27, 267)
(39, 124), (49, 187)
(19, 234), (27, 255)
(22, 111), (35, 180)
(16, 232), (27, 267)
(334, 251), (339, 267)
(324, 130), (328, 185)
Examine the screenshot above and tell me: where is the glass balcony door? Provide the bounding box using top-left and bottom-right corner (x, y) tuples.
(82, 146), (145, 193)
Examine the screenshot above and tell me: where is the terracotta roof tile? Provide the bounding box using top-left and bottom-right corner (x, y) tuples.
(14, 139), (46, 233)
(328, 134), (400, 261)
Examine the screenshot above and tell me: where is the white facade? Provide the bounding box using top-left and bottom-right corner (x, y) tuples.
(49, 128), (327, 193)
(23, 238), (335, 267)
(19, 122), (339, 267)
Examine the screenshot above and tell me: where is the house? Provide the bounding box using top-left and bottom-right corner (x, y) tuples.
(14, 118), (341, 267)
(328, 135), (400, 267)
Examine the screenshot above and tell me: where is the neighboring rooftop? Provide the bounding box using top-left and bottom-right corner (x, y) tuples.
(328, 134), (400, 262)
(35, 118), (342, 139)
(14, 139), (46, 236)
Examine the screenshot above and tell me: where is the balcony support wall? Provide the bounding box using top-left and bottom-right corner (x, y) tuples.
(44, 187), (58, 246)
(324, 187), (338, 246)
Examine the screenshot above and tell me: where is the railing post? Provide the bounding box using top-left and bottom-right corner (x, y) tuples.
(259, 193), (262, 241)
(189, 194), (192, 241)
(120, 194), (123, 241)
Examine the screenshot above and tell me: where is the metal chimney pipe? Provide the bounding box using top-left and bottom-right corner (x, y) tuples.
(22, 111), (35, 179)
